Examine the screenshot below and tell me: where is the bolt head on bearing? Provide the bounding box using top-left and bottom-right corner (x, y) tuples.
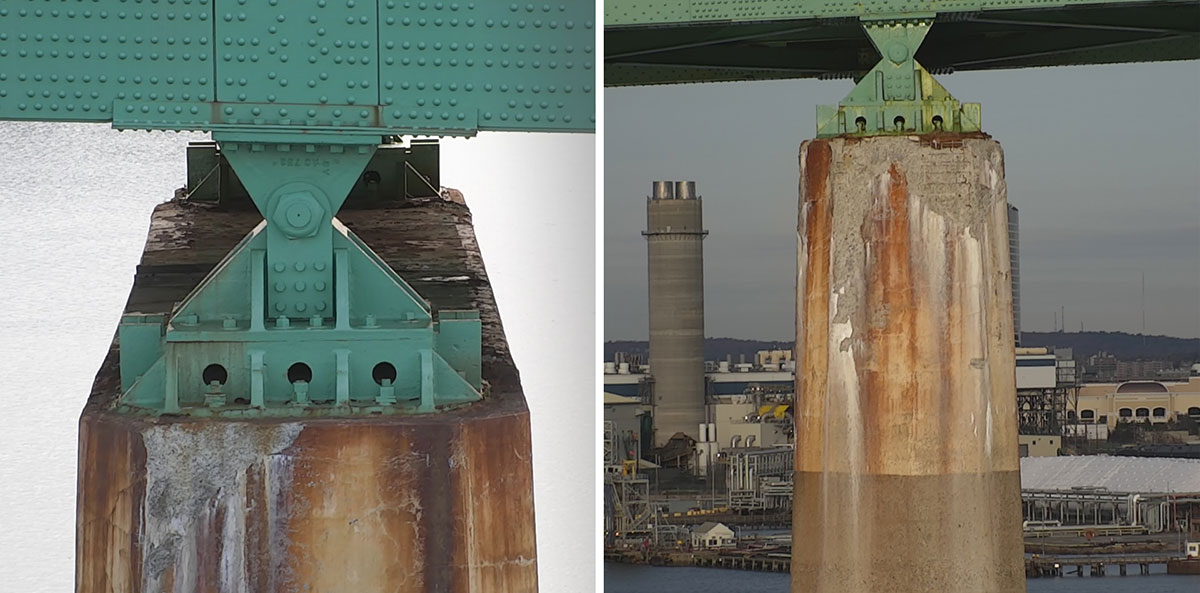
(887, 42), (909, 64)
(272, 190), (325, 238)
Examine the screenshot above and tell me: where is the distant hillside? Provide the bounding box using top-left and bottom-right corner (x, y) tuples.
(1020, 331), (1198, 363)
(605, 331), (1199, 364)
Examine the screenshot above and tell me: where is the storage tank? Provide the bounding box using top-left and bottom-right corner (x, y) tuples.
(644, 181), (708, 447)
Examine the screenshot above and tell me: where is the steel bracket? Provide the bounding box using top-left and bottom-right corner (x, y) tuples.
(117, 138), (483, 416)
(817, 16), (982, 137)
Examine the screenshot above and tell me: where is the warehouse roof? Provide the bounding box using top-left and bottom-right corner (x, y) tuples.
(604, 392), (641, 405)
(1020, 455), (1200, 494)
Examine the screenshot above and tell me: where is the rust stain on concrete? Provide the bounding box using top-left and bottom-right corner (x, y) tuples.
(286, 424), (426, 591)
(795, 139), (833, 473)
(858, 163), (921, 475)
(451, 413), (539, 591)
(76, 414), (145, 593)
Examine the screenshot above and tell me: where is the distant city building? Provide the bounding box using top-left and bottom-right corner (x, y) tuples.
(1084, 351), (1120, 381)
(1066, 376), (1200, 429)
(754, 349), (794, 371)
(1054, 348), (1077, 386)
(1018, 434), (1060, 457)
(691, 522), (736, 549)
(1079, 351), (1191, 382)
(1115, 360), (1166, 380)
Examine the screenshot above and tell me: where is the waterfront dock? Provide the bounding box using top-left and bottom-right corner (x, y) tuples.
(607, 546), (1200, 578)
(1026, 555), (1200, 577)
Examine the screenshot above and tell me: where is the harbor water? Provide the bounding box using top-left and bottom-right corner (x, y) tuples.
(604, 563), (1196, 593)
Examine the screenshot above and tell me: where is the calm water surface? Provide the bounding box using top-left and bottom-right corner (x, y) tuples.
(604, 563), (1198, 593)
(0, 123), (207, 592)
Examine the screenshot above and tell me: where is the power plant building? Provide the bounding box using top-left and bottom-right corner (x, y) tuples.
(643, 181), (708, 447)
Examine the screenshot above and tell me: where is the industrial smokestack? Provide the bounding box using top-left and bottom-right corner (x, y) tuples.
(644, 180), (708, 447)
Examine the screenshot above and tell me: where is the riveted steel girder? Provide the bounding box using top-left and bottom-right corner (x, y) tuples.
(604, 1), (1200, 86)
(0, 0), (596, 136)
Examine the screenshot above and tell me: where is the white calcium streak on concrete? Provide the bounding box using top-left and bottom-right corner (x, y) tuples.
(909, 194), (948, 319)
(271, 452), (303, 590)
(958, 227), (992, 462)
(220, 470), (247, 593)
(141, 423), (302, 593)
(828, 288), (863, 573)
(911, 180), (998, 472)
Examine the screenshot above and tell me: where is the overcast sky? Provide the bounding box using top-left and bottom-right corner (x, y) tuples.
(604, 61), (1200, 342)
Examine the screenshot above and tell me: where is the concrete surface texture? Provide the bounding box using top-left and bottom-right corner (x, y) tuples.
(791, 136), (1025, 593)
(76, 196), (538, 593)
(645, 187), (708, 446)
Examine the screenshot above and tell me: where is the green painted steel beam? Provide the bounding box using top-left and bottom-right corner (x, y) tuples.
(605, 0), (1196, 27)
(0, 0), (597, 136)
(605, 1), (1200, 86)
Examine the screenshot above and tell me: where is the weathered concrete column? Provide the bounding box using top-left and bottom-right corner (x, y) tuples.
(791, 135), (1024, 593)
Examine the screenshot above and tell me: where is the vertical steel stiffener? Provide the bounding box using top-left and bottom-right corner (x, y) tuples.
(0, 0), (595, 414)
(644, 181), (708, 446)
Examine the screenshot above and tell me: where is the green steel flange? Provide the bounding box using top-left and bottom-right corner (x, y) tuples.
(0, 1), (597, 415)
(0, 0), (596, 135)
(816, 17), (981, 137)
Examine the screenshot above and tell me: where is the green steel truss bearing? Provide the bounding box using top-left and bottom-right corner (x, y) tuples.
(817, 17), (981, 137)
(116, 137), (485, 416)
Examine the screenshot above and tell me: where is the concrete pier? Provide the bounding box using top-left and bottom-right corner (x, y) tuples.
(791, 136), (1024, 593)
(77, 197), (538, 592)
